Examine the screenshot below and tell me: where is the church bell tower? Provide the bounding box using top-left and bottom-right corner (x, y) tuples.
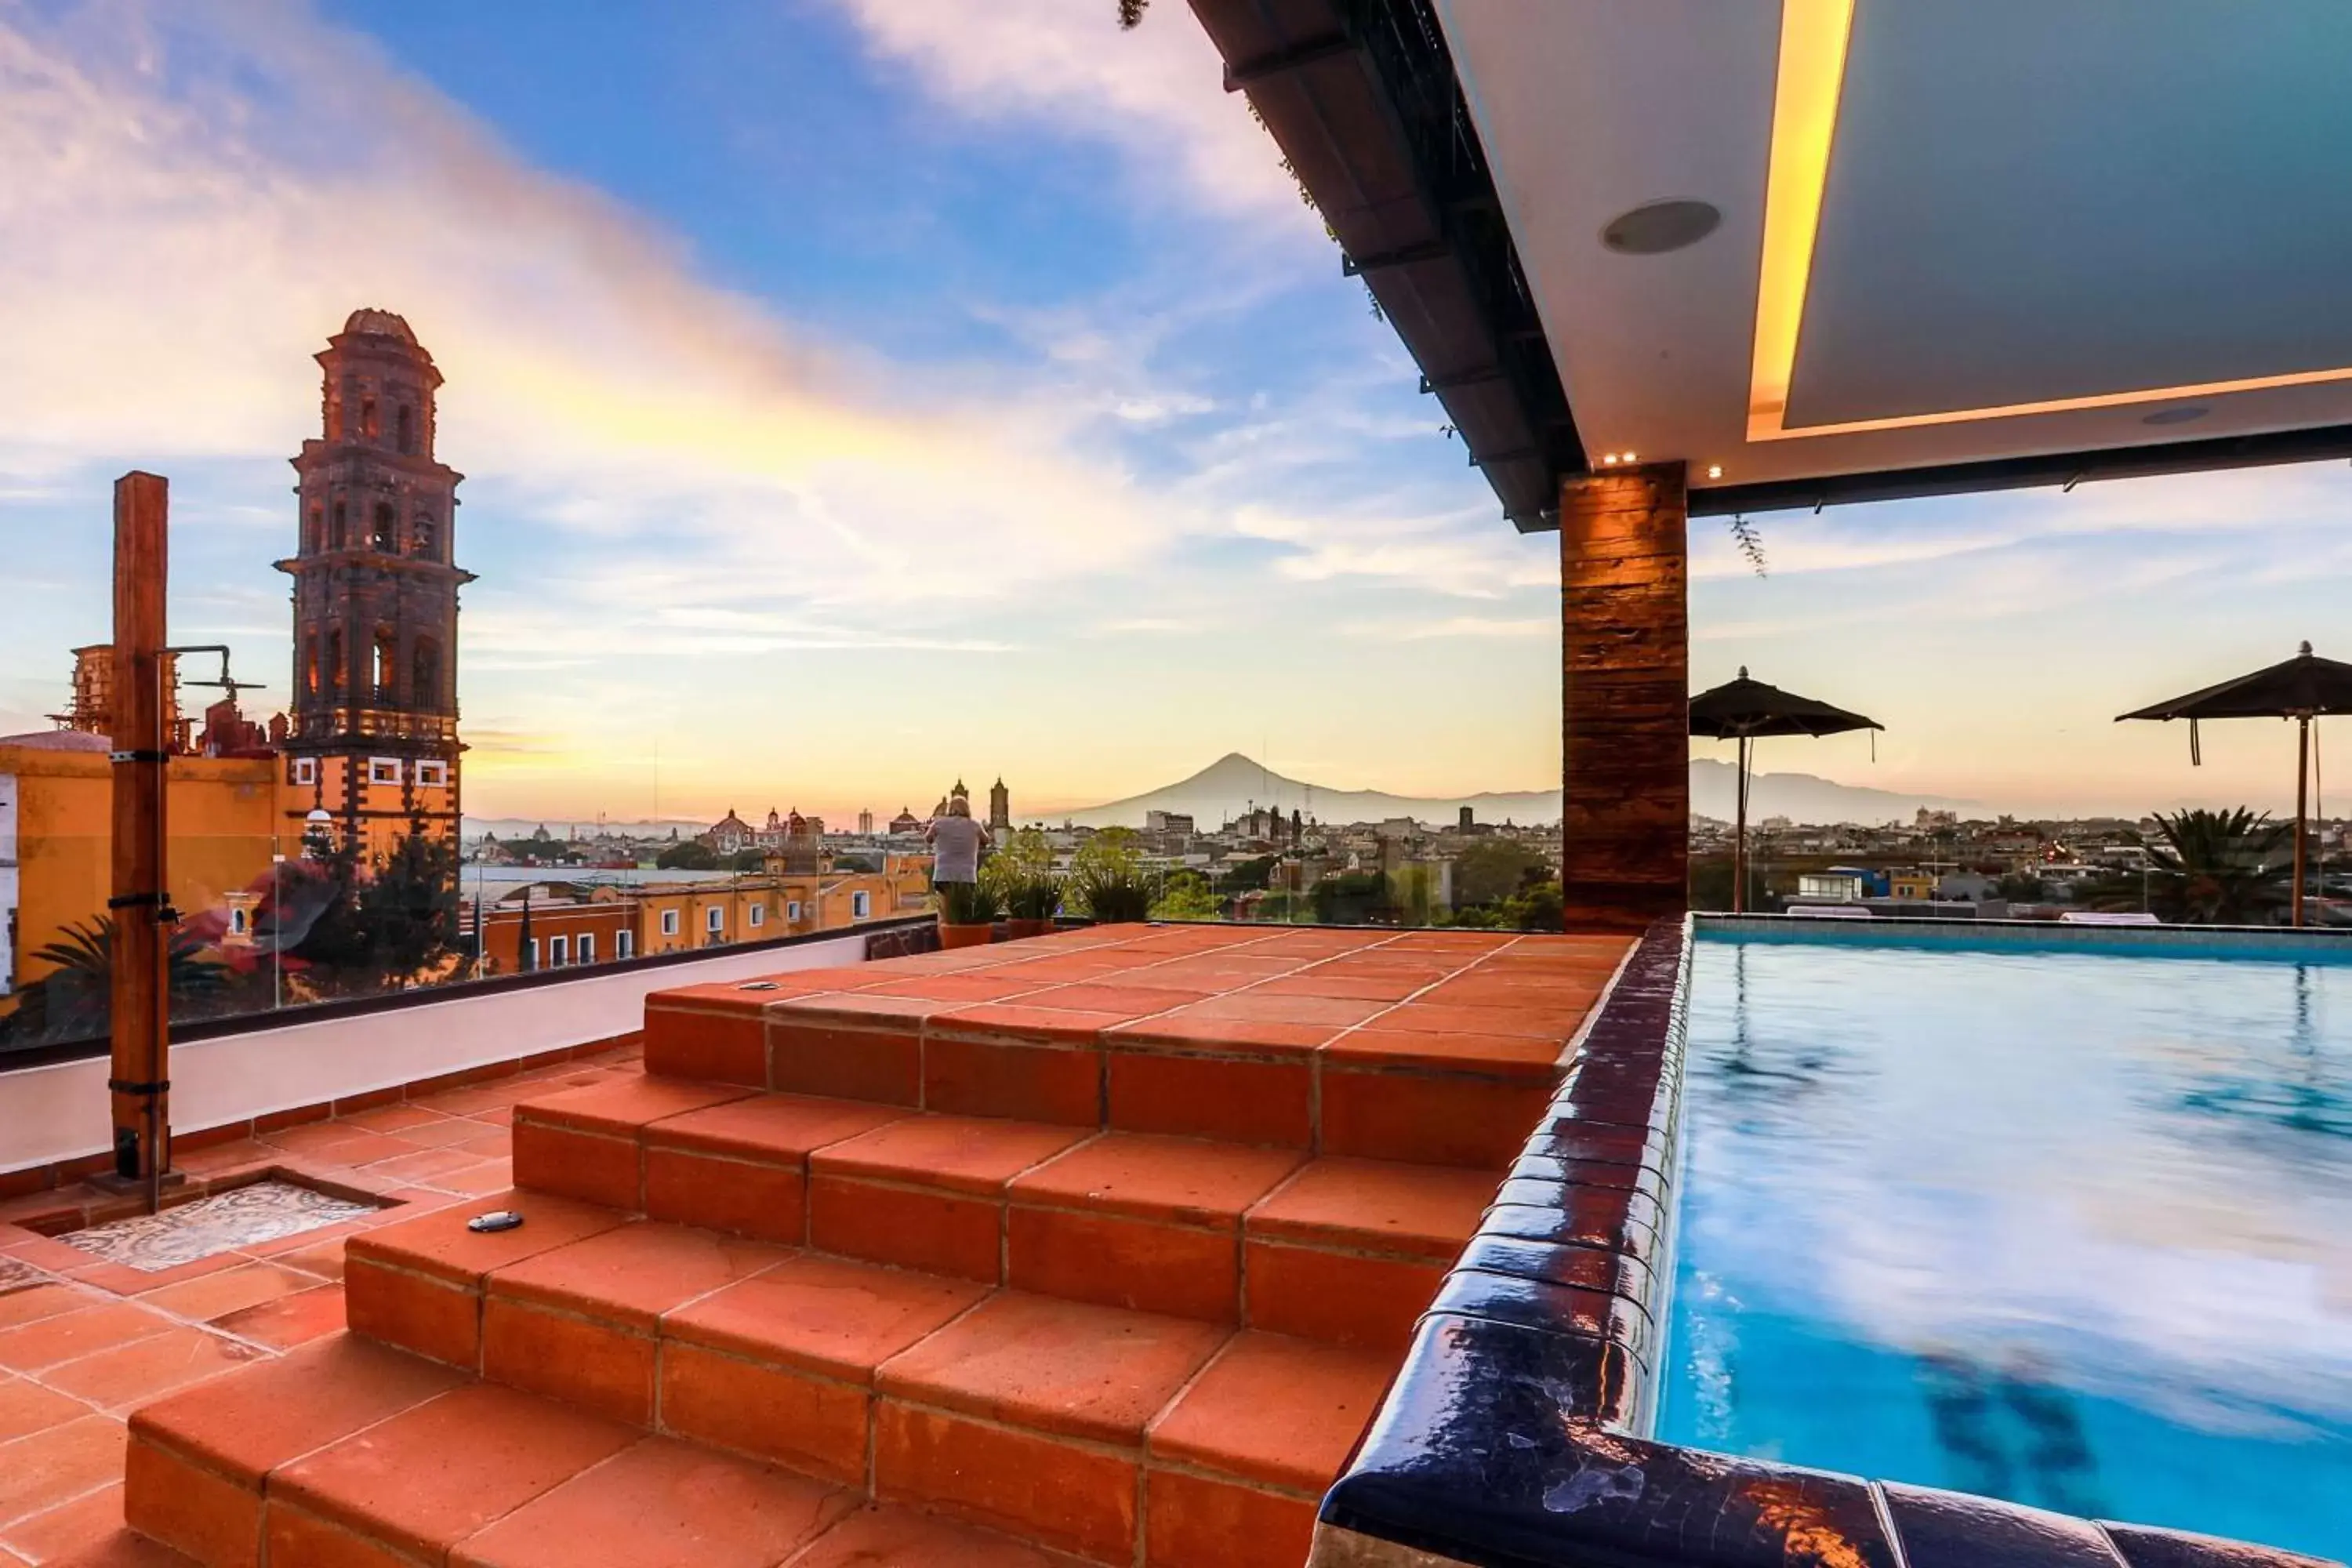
(278, 309), (473, 857)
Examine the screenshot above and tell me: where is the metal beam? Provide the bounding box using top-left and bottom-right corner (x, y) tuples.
(1222, 32), (1352, 91)
(1341, 240), (1451, 277)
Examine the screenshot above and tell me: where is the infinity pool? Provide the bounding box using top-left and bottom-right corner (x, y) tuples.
(1659, 928), (2351, 1562)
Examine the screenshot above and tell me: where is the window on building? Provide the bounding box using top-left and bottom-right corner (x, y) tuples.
(617, 930), (634, 960)
(412, 639), (441, 710)
(414, 759), (448, 788)
(368, 757), (401, 786)
(786, 901), (802, 924)
(361, 394), (379, 441)
(706, 906), (725, 935)
(748, 905), (764, 929)
(304, 633), (320, 695)
(325, 627), (343, 690)
(524, 938), (539, 971)
(372, 629), (395, 700)
(851, 891), (872, 920)
(230, 906), (250, 937)
(395, 405), (415, 455)
(291, 756), (318, 786)
(331, 502), (347, 549)
(414, 510), (435, 556)
(578, 933), (596, 964)
(547, 935), (568, 967)
(660, 910), (680, 937)
(372, 503), (397, 553)
(307, 506), (323, 552)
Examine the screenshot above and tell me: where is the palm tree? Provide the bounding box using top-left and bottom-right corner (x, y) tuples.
(2105, 808), (2292, 925)
(0, 917), (227, 1045)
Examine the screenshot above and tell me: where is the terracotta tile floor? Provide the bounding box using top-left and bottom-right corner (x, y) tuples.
(0, 1044), (639, 1566)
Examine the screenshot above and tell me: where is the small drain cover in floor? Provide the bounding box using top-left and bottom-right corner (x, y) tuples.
(62, 1181), (379, 1273)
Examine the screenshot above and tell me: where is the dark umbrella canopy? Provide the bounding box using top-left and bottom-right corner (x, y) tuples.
(1690, 669), (1882, 913)
(2117, 642), (2352, 724)
(2117, 642), (2344, 927)
(1691, 668), (1884, 740)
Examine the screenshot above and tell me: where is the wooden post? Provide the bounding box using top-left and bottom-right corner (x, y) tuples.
(107, 472), (173, 1204)
(1560, 463), (1690, 933)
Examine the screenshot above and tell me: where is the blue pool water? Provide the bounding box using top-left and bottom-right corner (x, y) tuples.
(1658, 930), (2352, 1561)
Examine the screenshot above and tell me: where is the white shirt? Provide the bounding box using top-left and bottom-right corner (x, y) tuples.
(931, 817), (984, 882)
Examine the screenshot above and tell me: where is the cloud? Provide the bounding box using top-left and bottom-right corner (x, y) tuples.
(1235, 504), (1552, 599)
(0, 0), (1201, 620)
(826, 0), (1306, 230)
(1347, 615), (1553, 641)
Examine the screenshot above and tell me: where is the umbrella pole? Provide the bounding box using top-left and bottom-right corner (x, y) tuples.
(2296, 714), (2310, 928)
(1733, 734), (1749, 914)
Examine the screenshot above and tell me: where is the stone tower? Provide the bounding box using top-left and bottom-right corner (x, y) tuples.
(989, 777), (1011, 832)
(278, 309), (473, 858)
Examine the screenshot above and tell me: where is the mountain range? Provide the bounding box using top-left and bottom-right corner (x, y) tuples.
(1053, 753), (1971, 830)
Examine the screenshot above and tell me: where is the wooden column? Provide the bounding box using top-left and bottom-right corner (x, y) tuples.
(1560, 463), (1689, 933)
(108, 471), (172, 1196)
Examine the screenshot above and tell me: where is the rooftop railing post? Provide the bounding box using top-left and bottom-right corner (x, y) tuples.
(106, 471), (174, 1211)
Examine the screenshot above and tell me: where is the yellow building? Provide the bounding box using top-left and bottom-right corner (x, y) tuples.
(0, 731), (303, 1000)
(630, 855), (934, 958)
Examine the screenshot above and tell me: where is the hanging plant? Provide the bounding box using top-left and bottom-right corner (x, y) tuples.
(1727, 514), (1769, 577)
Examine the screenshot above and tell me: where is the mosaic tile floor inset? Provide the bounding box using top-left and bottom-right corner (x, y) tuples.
(0, 1254), (53, 1294)
(60, 1181), (380, 1272)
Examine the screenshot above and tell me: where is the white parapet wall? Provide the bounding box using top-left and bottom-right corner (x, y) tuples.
(0, 931), (872, 1177)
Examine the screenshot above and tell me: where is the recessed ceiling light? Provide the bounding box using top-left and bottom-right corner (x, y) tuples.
(1600, 200), (1722, 256)
(2142, 405), (2210, 426)
(1623, 452), (1639, 463)
(1601, 453), (1620, 466)
(1707, 464), (1724, 480)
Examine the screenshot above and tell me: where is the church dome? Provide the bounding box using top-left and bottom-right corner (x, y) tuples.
(341, 308), (417, 344)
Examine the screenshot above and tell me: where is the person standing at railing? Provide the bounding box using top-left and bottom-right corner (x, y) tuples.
(925, 795), (986, 890)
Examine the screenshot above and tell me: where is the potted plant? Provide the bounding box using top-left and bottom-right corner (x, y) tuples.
(1004, 872), (1062, 939)
(1068, 826), (1156, 925)
(983, 827), (1061, 939)
(935, 879), (1001, 949)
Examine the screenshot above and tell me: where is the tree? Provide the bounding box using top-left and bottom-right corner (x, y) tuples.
(1072, 826), (1143, 879)
(1390, 866), (1439, 927)
(1995, 870), (2049, 903)
(357, 826), (463, 984)
(1454, 840), (1548, 908)
(0, 916), (227, 1045)
(657, 840), (719, 871)
(2114, 808), (2291, 924)
(1313, 870), (1388, 926)
(1501, 881), (1565, 932)
(1220, 855), (1279, 893)
(728, 848), (768, 873)
(1152, 869), (1221, 922)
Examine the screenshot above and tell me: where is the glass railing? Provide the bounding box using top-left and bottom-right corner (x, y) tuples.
(976, 826), (1567, 932)
(0, 828), (937, 1058)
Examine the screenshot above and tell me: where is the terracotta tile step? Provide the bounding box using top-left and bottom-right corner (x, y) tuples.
(117, 1333), (1120, 1566)
(635, 927), (1629, 1163)
(504, 1083), (1501, 1344)
(338, 1200), (1401, 1558)
(126, 1293), (1388, 1566)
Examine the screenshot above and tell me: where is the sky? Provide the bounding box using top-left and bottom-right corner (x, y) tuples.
(0, 0), (2346, 826)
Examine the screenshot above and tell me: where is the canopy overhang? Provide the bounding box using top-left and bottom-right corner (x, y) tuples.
(1187, 0), (2352, 528)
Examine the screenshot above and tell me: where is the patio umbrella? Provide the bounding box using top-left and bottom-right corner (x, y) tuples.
(1690, 668), (1882, 913)
(2116, 641), (2352, 927)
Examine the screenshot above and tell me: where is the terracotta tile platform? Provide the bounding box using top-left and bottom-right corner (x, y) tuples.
(0, 924), (1634, 1566)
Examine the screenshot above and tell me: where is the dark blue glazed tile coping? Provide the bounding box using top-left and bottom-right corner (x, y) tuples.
(1318, 917), (2341, 1568)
